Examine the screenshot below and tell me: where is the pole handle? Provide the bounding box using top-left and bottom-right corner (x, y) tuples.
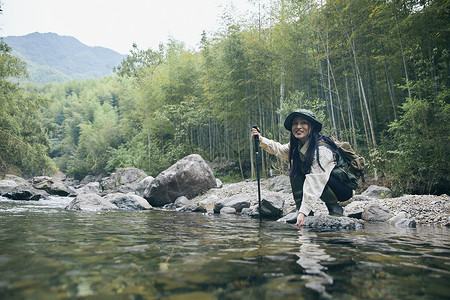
(252, 125), (260, 153)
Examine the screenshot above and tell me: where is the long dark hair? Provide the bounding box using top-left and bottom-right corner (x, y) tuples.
(288, 123), (336, 177)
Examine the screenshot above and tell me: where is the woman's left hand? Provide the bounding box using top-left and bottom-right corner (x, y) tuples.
(296, 213), (306, 228)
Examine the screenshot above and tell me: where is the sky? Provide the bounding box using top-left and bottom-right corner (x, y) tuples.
(0, 0), (255, 54)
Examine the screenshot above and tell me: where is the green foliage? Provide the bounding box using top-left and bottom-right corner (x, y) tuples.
(106, 134), (148, 174)
(278, 91), (328, 130)
(380, 91), (450, 194)
(113, 42), (163, 78)
(0, 39), (56, 176)
(66, 102), (120, 179)
(8, 0), (448, 197)
(217, 173), (243, 185)
(29, 77), (125, 179)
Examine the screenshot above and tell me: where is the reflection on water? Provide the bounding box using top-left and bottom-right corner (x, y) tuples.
(296, 230), (334, 298)
(0, 196), (449, 299)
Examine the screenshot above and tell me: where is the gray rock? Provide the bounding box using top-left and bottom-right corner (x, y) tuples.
(243, 196), (285, 219)
(2, 174), (29, 186)
(362, 185), (393, 199)
(177, 202), (205, 213)
(277, 212), (297, 223)
(213, 194), (251, 214)
(388, 212), (416, 228)
(75, 182), (101, 194)
(32, 176), (75, 196)
(80, 175), (102, 185)
(66, 193), (117, 211)
(216, 178), (223, 188)
(220, 207), (237, 214)
(176, 198), (211, 212)
(198, 195), (219, 213)
(103, 193), (152, 210)
(135, 176), (155, 196)
(0, 179), (21, 192)
(242, 206), (256, 216)
(0, 175), (48, 200)
(100, 167), (148, 193)
(200, 194), (219, 206)
(260, 195), (285, 218)
(344, 201), (368, 219)
(144, 154), (216, 207)
(362, 203), (394, 222)
(303, 215), (364, 229)
(174, 196), (190, 208)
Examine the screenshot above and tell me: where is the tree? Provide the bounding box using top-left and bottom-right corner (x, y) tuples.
(383, 92), (449, 194)
(26, 0), (449, 194)
(0, 39), (55, 176)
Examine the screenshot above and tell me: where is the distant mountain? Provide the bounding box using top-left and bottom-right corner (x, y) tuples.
(3, 32), (126, 84)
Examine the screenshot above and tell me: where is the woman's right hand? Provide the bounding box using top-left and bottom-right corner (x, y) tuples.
(296, 213), (306, 228)
(251, 127), (262, 142)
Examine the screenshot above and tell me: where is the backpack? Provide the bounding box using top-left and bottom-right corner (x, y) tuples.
(321, 137), (365, 190)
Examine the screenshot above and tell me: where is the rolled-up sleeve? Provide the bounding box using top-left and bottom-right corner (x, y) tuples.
(298, 146), (336, 216)
(259, 137), (290, 161)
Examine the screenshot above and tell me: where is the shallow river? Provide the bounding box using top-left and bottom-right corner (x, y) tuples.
(0, 196), (449, 300)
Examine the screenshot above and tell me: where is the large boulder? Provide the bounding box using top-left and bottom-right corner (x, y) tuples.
(100, 167), (148, 193)
(144, 154), (216, 207)
(0, 175), (48, 200)
(32, 176), (75, 196)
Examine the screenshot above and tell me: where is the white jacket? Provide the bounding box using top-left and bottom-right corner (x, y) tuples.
(259, 137), (336, 216)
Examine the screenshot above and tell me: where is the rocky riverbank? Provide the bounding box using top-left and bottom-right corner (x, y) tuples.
(189, 176), (449, 227)
(1, 154), (448, 228)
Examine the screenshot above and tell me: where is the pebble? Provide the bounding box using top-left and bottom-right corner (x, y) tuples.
(373, 194), (449, 226)
(192, 179), (450, 227)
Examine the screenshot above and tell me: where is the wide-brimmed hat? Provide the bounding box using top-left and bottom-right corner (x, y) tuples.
(283, 109), (322, 132)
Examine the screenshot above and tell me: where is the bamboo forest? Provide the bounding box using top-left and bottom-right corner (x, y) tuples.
(1, 0), (449, 195)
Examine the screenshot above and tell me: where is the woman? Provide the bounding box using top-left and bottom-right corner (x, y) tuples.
(251, 109), (353, 228)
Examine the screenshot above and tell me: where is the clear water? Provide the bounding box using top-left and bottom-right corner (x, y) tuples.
(0, 196), (449, 300)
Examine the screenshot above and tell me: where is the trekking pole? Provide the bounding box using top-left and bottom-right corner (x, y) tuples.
(252, 126), (262, 222)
